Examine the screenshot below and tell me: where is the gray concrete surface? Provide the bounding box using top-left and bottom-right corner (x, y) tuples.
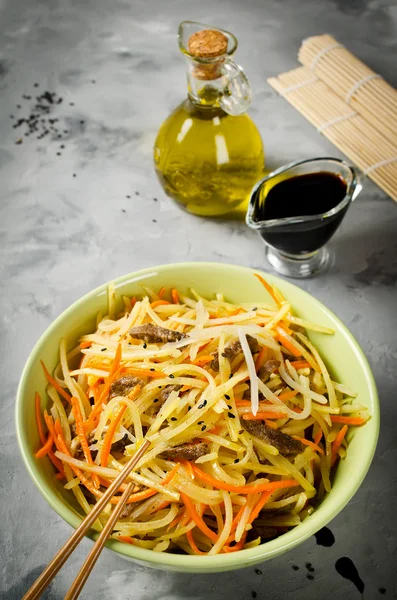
(1, 0), (396, 598)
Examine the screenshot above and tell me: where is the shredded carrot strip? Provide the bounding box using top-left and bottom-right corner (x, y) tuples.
(289, 360), (311, 369)
(71, 396), (100, 488)
(254, 273), (281, 307)
(84, 344), (123, 433)
(331, 425), (348, 466)
(151, 300), (171, 308)
(35, 433), (54, 458)
(171, 289), (179, 304)
(264, 419), (278, 429)
(180, 385), (193, 392)
(118, 535), (136, 545)
(242, 412), (287, 421)
(223, 531), (247, 553)
(235, 400), (272, 407)
(314, 429), (323, 446)
(123, 367), (164, 379)
(182, 460), (195, 480)
(35, 392), (46, 445)
(42, 411), (65, 476)
(248, 490), (273, 524)
(167, 512), (183, 531)
(255, 347), (267, 372)
(130, 296), (137, 308)
(153, 500), (171, 513)
(54, 423), (100, 496)
(191, 355), (214, 366)
(162, 464), (180, 486)
(186, 528), (207, 555)
(276, 327), (301, 357)
(40, 361), (72, 403)
(100, 404), (127, 467)
(207, 425), (222, 435)
(158, 287), (166, 299)
(192, 465), (298, 494)
(331, 416), (366, 425)
(293, 436), (324, 455)
(55, 472), (66, 480)
(111, 488), (157, 505)
(79, 341), (92, 349)
(181, 493), (218, 543)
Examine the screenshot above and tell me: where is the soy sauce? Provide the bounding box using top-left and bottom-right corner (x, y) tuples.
(254, 172), (348, 255)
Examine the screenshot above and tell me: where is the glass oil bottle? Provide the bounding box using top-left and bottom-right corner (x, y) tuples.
(154, 21), (265, 217)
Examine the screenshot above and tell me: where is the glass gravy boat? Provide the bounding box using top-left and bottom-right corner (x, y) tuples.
(246, 157), (362, 278)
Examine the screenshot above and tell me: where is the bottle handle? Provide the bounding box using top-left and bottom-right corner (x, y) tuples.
(219, 57), (252, 116)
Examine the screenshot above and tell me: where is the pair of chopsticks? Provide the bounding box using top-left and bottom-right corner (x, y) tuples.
(23, 439), (150, 600)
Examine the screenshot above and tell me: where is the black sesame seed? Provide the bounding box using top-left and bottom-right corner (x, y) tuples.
(64, 130), (68, 133)
(251, 592), (257, 599)
(135, 191), (139, 196)
(187, 406), (191, 411)
(150, 368), (155, 372)
(17, 104), (21, 108)
(153, 198), (158, 202)
(143, 343), (147, 349)
(201, 425), (206, 431)
(153, 399), (159, 403)
(101, 348), (107, 351)
(198, 421), (204, 425)
(56, 152), (61, 156)
(34, 83), (39, 87)
(378, 588), (386, 595)
(169, 374), (175, 379)
(305, 563), (314, 572)
(171, 417), (177, 422)
(122, 209), (126, 213)
(60, 145), (65, 149)
(126, 195), (131, 198)
(80, 120), (85, 124)
(255, 569), (262, 575)
(227, 405), (232, 410)
(238, 429), (244, 435)
(306, 575), (314, 581)
(69, 102), (74, 106)
(234, 458), (239, 463)
(252, 307), (258, 311)
(152, 219), (157, 223)
(227, 412), (235, 419)
(229, 373), (233, 379)
(198, 403), (204, 409)
(224, 394), (230, 400)
(292, 565), (299, 571)
(73, 173), (76, 177)
(92, 80), (96, 83)
(10, 115), (14, 119)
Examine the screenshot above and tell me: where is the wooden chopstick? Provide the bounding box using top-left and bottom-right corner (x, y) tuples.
(23, 439), (150, 600)
(64, 480), (135, 599)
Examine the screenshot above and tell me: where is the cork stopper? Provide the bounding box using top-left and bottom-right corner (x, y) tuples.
(187, 30), (228, 81)
(187, 29), (228, 58)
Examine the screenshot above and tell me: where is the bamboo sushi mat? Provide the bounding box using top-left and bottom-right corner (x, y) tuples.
(268, 34), (397, 202)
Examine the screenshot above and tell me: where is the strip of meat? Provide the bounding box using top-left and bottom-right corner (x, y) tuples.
(109, 375), (143, 400)
(161, 442), (209, 461)
(258, 359), (280, 383)
(211, 334), (259, 371)
(129, 323), (188, 343)
(243, 358), (280, 399)
(242, 419), (304, 456)
(158, 384), (182, 405)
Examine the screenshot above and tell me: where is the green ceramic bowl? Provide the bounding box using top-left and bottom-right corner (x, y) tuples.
(16, 263), (379, 573)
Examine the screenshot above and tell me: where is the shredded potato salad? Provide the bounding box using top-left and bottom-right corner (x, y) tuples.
(34, 274), (369, 555)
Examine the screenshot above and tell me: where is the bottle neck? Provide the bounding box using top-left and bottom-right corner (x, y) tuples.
(186, 58), (226, 107)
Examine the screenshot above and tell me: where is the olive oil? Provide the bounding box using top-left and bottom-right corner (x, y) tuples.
(153, 21), (265, 217)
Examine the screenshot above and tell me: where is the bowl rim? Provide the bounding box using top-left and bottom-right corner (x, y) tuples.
(16, 262), (379, 570)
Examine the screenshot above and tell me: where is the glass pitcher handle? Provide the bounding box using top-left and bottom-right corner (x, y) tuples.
(219, 58), (252, 116)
